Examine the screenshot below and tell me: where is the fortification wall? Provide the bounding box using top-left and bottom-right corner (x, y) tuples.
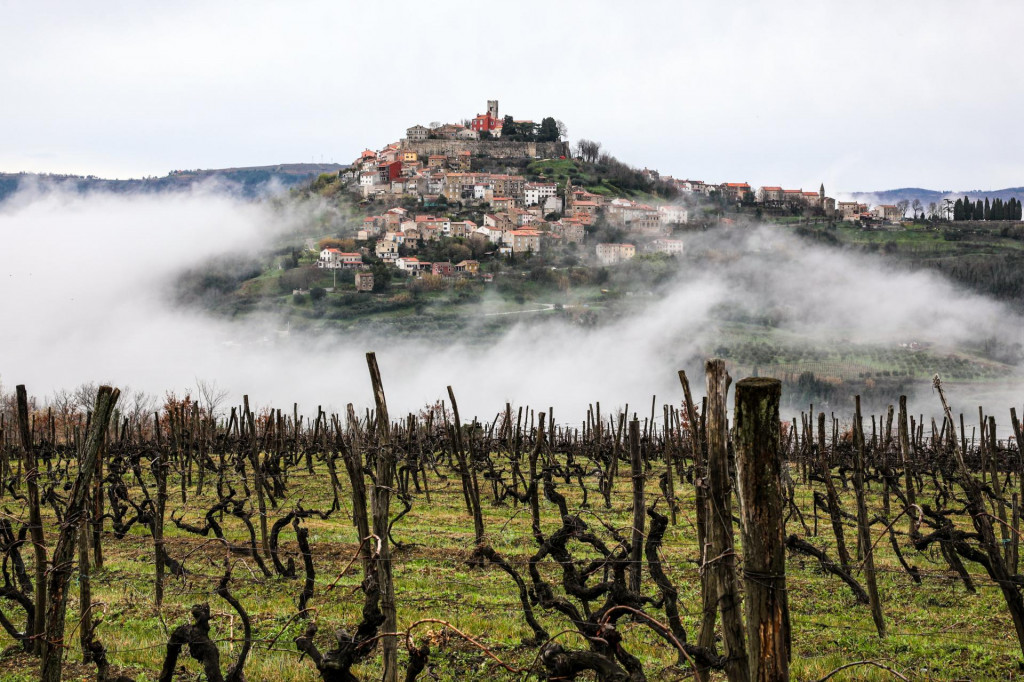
(404, 139), (568, 159)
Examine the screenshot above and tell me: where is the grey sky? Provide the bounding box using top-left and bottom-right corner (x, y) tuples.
(2, 0), (1020, 191)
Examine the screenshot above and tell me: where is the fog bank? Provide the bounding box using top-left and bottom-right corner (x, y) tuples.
(1, 189), (1020, 424)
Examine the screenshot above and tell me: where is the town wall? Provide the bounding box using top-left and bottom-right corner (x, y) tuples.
(404, 139), (568, 160)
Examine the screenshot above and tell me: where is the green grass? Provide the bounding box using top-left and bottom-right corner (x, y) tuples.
(3, 452), (1023, 680)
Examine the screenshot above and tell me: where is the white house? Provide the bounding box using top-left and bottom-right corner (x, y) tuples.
(318, 248), (363, 269)
(477, 224), (505, 244)
(375, 240), (399, 261)
(648, 238), (685, 255)
(657, 205), (689, 225)
(396, 257), (432, 273)
(524, 182), (558, 207)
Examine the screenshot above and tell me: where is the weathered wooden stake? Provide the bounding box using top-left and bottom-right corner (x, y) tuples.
(735, 377), (789, 681)
(853, 396), (886, 638)
(628, 419), (644, 593)
(40, 385), (119, 682)
(366, 352), (398, 682)
(705, 359), (749, 682)
(16, 385), (47, 654)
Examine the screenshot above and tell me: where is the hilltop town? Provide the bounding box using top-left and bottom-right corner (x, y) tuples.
(174, 99), (1019, 336)
(307, 100), (920, 286)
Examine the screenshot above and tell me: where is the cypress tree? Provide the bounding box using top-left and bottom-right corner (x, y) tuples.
(976, 199), (984, 219)
(984, 197), (991, 220)
(954, 198), (964, 221)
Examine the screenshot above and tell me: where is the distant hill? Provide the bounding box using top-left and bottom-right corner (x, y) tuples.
(846, 186), (1024, 206)
(0, 163), (347, 203)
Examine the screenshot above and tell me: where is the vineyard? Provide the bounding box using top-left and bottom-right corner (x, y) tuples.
(1, 355), (1023, 681)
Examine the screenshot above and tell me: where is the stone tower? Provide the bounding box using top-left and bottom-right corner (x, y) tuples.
(819, 183), (825, 200)
(487, 100), (499, 119)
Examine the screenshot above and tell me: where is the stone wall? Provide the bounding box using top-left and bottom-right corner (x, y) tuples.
(404, 139), (568, 160)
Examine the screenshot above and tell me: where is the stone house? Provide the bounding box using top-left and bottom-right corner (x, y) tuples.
(596, 243), (636, 265)
(355, 271), (374, 292)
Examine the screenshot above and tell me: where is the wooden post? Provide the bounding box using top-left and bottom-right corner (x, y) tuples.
(662, 405), (677, 525)
(1012, 493), (1021, 576)
(853, 396), (886, 638)
(366, 352), (398, 682)
(680, 370), (718, 654)
(820, 420), (851, 571)
(705, 359), (749, 682)
(897, 397), (915, 536)
(735, 377), (789, 681)
(40, 385), (119, 682)
(153, 413), (167, 608)
(16, 385), (47, 654)
(447, 386), (485, 544)
(78, 520), (92, 663)
(341, 424), (372, 574)
(628, 419), (644, 594)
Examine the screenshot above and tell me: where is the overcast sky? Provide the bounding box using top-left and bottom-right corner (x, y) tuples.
(2, 0), (1020, 192)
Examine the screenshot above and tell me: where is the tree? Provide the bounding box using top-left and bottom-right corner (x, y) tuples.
(556, 120), (568, 139)
(912, 199), (922, 220)
(954, 198), (964, 221)
(538, 117), (560, 142)
(984, 197), (991, 220)
(501, 115), (518, 139)
(279, 266), (319, 293)
(896, 199), (910, 219)
(195, 379), (228, 419)
(575, 139), (601, 163)
(319, 237), (356, 251)
(371, 263), (392, 292)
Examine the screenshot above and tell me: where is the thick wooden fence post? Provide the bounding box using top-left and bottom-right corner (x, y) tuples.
(705, 359), (749, 682)
(41, 385), (119, 682)
(366, 352), (398, 682)
(735, 377), (789, 681)
(628, 419), (644, 593)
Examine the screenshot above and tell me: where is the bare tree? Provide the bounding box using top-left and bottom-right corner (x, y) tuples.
(195, 379), (229, 420)
(73, 382), (100, 411)
(575, 139), (601, 163)
(896, 199), (910, 219)
(912, 198), (922, 219)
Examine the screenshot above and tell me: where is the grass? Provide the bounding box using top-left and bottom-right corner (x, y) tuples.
(3, 449), (1023, 681)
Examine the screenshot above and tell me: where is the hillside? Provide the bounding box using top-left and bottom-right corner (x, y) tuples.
(848, 186), (1024, 205)
(0, 163), (348, 202)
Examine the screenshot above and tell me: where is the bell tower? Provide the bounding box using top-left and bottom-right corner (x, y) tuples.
(487, 100), (499, 120)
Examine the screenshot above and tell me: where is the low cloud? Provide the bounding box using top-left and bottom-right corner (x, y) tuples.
(1, 188), (1020, 425)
